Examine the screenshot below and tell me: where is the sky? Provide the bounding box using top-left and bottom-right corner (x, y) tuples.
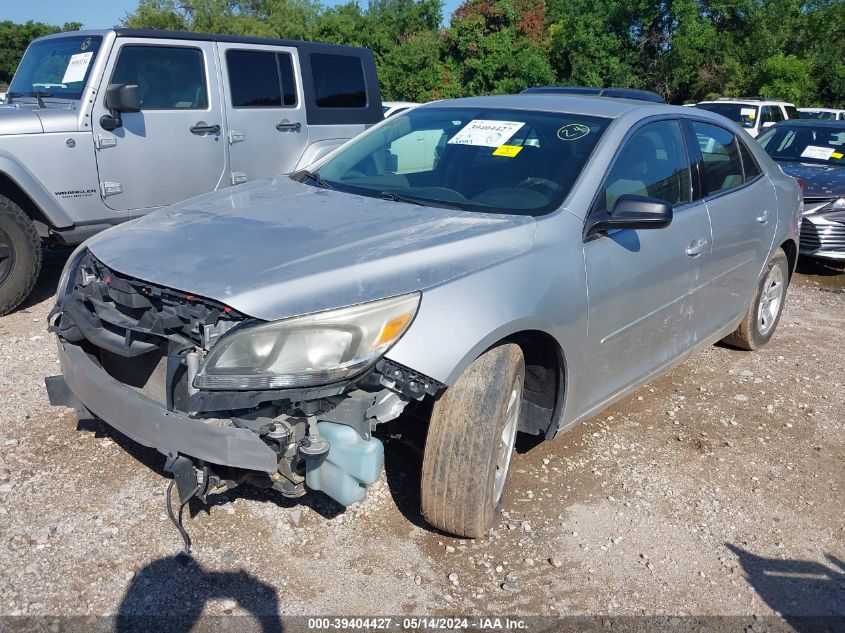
(2, 0), (463, 29)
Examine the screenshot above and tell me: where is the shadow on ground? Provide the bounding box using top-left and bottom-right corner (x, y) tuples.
(726, 543), (845, 633)
(116, 554), (284, 632)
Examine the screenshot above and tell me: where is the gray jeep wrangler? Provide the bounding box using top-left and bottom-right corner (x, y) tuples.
(0, 29), (382, 314)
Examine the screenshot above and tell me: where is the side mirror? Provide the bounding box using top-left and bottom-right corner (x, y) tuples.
(585, 195), (673, 238)
(100, 84), (140, 131)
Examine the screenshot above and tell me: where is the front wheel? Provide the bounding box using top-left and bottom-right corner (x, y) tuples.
(0, 195), (42, 316)
(420, 343), (525, 538)
(722, 248), (789, 351)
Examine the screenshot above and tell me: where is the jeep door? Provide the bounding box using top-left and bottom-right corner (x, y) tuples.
(583, 119), (713, 408)
(686, 120), (778, 331)
(219, 44), (308, 184)
(92, 39), (227, 214)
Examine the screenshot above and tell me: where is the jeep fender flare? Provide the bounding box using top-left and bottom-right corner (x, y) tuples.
(0, 151), (74, 229)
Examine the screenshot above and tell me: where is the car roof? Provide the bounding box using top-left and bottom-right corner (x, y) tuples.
(770, 119), (845, 129)
(416, 94), (690, 119)
(521, 86), (666, 103)
(698, 99), (794, 106)
(34, 28), (370, 55)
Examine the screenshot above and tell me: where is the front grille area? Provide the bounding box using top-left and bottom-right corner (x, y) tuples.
(61, 252), (244, 355)
(801, 218), (845, 252)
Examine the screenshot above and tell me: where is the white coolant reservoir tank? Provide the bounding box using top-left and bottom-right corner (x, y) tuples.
(305, 422), (384, 506)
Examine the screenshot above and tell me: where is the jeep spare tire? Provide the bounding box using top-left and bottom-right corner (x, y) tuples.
(0, 195), (42, 316)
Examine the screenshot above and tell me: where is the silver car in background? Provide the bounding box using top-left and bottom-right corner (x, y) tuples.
(46, 95), (800, 541)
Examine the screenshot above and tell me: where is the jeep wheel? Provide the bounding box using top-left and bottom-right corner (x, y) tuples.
(722, 248), (789, 351)
(420, 343), (524, 538)
(0, 196), (42, 316)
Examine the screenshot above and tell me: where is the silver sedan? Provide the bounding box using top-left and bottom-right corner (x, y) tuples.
(47, 95), (801, 540)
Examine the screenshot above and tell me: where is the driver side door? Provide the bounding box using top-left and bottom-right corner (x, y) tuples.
(582, 119), (712, 411)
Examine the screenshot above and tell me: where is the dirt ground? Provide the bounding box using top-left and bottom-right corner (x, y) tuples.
(0, 251), (842, 629)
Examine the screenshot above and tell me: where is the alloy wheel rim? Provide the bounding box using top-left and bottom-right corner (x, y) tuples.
(757, 264), (785, 336)
(0, 227), (14, 286)
(493, 378), (522, 506)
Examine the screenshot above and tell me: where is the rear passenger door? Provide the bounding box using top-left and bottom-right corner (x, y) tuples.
(220, 44), (308, 184)
(686, 120), (778, 332)
(583, 119), (712, 408)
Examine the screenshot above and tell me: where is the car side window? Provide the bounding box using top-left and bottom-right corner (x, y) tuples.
(771, 107), (785, 122)
(310, 54), (367, 108)
(600, 120), (692, 212)
(226, 50), (297, 108)
(738, 140), (762, 181)
(760, 106), (774, 125)
(111, 45), (207, 110)
(691, 121), (745, 196)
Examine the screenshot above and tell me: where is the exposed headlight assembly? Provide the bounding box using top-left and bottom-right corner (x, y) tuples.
(56, 244), (89, 300)
(194, 293), (420, 390)
(819, 197), (845, 213)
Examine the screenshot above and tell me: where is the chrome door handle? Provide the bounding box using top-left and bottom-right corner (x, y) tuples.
(276, 120), (301, 132)
(190, 122), (220, 134)
(686, 239), (708, 257)
(756, 210), (771, 224)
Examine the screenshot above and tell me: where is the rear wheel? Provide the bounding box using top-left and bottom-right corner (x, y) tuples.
(0, 195), (42, 316)
(722, 248), (789, 351)
(420, 343), (525, 537)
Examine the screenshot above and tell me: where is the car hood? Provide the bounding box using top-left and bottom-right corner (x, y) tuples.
(85, 177), (537, 321)
(776, 161), (845, 198)
(0, 107), (43, 135)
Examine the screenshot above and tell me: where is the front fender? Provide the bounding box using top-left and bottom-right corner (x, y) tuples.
(0, 151), (74, 228)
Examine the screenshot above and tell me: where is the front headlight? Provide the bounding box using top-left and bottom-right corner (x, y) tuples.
(56, 244), (88, 301)
(194, 293), (420, 390)
(819, 198), (845, 213)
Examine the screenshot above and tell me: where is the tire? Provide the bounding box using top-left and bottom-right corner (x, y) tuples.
(722, 248), (789, 351)
(0, 195), (42, 316)
(420, 343), (525, 538)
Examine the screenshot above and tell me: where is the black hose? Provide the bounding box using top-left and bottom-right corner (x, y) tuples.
(166, 479), (199, 556)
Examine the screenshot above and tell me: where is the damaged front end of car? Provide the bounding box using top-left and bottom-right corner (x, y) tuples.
(45, 250), (442, 547)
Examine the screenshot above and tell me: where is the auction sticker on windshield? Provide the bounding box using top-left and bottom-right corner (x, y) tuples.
(801, 145), (836, 161)
(448, 120), (525, 147)
(61, 52), (94, 84)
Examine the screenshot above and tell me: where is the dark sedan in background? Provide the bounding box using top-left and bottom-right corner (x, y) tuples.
(758, 120), (845, 263)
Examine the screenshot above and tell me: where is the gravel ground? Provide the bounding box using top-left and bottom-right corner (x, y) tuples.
(0, 251), (843, 627)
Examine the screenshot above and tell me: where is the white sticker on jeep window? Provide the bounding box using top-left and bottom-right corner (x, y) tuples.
(61, 52), (93, 84)
(800, 145), (835, 161)
(740, 107), (756, 116)
(447, 120), (525, 147)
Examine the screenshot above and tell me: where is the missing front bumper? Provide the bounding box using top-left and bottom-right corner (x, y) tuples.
(47, 339), (278, 472)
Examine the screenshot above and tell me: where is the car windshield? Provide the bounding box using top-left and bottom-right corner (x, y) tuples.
(8, 35), (102, 101)
(696, 103), (758, 128)
(298, 106), (610, 215)
(758, 125), (845, 165)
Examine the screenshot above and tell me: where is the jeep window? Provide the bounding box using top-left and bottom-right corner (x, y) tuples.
(599, 120), (692, 212)
(696, 103), (757, 129)
(301, 107), (610, 215)
(692, 121), (745, 195)
(8, 35), (102, 101)
(111, 45), (208, 110)
(784, 105), (799, 119)
(758, 124), (845, 165)
(310, 54), (366, 108)
(226, 50), (297, 108)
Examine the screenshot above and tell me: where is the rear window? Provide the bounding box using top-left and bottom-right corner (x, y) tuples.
(311, 54), (366, 108)
(226, 50), (297, 108)
(696, 103), (757, 129)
